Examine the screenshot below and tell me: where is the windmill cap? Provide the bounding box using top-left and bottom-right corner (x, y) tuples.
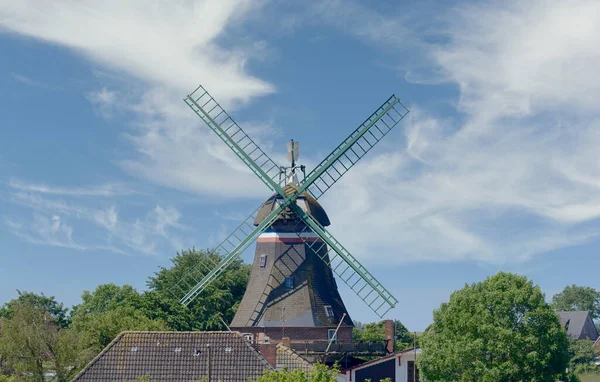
(253, 192), (331, 227)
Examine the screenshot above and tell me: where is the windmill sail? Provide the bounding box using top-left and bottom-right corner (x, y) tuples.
(178, 83), (409, 319)
(171, 199), (286, 306)
(290, 204), (398, 317)
(184, 85), (285, 194)
(299, 95), (409, 200)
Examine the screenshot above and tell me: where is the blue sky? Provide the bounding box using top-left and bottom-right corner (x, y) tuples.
(1, 0), (600, 331)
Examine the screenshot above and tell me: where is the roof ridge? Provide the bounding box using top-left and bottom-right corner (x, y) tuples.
(276, 343), (312, 365)
(241, 337), (274, 371)
(71, 331), (126, 381)
(116, 330), (241, 334)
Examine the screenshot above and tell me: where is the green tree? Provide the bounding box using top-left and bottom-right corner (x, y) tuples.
(70, 284), (167, 351)
(256, 363), (339, 382)
(70, 283), (142, 317)
(568, 339), (600, 376)
(419, 272), (571, 382)
(0, 300), (92, 382)
(0, 291), (69, 328)
(352, 320), (415, 351)
(552, 285), (600, 321)
(569, 340), (596, 367)
(145, 248), (250, 331)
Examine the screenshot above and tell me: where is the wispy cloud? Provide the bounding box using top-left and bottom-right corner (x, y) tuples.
(9, 178), (137, 197)
(10, 72), (48, 88)
(321, 0), (600, 265)
(0, 1), (281, 199)
(5, 214), (86, 251)
(5, 184), (188, 256)
(85, 87), (119, 119)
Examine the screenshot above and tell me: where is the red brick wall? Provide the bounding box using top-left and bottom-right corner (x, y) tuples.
(231, 326), (353, 343)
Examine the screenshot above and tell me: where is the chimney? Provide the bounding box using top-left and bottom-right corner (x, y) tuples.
(281, 337), (291, 348)
(384, 320), (394, 354)
(258, 343), (277, 367)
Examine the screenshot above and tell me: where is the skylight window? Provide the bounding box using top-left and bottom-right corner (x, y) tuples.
(284, 276), (293, 289)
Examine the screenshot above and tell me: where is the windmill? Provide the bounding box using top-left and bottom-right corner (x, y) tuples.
(171, 84), (409, 343)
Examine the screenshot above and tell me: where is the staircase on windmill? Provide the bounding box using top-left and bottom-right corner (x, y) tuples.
(171, 84), (409, 357)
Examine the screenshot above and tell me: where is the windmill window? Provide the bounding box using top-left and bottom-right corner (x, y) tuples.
(284, 276), (294, 289)
(259, 255), (267, 268)
(328, 329), (337, 344)
(324, 305), (334, 317)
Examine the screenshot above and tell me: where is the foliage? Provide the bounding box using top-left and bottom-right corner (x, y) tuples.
(570, 340), (597, 367)
(0, 291), (69, 328)
(569, 340), (600, 378)
(256, 363), (339, 382)
(552, 285), (600, 321)
(0, 299), (93, 382)
(68, 248), (249, 350)
(70, 292), (167, 351)
(352, 320), (416, 351)
(70, 283), (142, 317)
(419, 272), (571, 382)
(146, 248), (250, 331)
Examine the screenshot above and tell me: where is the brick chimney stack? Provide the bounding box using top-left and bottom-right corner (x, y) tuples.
(384, 320), (394, 354)
(257, 343), (277, 367)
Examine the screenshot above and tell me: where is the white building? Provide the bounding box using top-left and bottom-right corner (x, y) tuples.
(337, 347), (421, 382)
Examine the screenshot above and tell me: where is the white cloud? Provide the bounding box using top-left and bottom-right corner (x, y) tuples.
(85, 87), (119, 118)
(0, 1), (278, 199)
(433, 1), (600, 118)
(9, 178), (136, 197)
(93, 205), (118, 232)
(3, 214), (85, 250)
(6, 187), (188, 256)
(322, 0), (600, 265)
(0, 1), (272, 103)
(10, 72), (48, 88)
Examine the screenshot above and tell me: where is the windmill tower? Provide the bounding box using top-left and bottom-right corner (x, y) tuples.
(171, 84), (409, 348)
(229, 141), (353, 342)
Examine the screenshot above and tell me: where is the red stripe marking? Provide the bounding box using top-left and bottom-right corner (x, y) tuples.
(257, 237), (323, 243)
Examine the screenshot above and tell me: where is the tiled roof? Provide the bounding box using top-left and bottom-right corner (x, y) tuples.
(71, 331), (273, 382)
(276, 344), (313, 372)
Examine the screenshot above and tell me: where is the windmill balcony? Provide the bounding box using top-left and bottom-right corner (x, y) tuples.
(251, 338), (387, 356)
(288, 340), (387, 356)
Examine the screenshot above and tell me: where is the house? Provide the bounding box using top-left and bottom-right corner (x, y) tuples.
(337, 348), (421, 382)
(558, 311), (599, 341)
(71, 331), (273, 381)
